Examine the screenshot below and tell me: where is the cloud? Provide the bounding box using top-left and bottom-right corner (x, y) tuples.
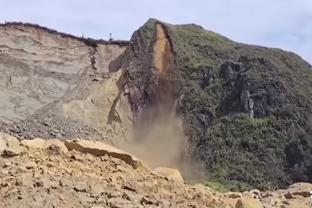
(0, 0), (311, 63)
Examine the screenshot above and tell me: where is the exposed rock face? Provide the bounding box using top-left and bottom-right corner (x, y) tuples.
(0, 23), (132, 142)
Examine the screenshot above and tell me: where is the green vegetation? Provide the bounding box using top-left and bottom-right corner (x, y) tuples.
(204, 181), (230, 193)
(134, 19), (312, 191)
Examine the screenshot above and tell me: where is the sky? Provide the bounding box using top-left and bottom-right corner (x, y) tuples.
(0, 0), (311, 63)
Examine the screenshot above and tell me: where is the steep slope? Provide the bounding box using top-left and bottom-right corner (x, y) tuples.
(0, 23), (132, 142)
(120, 19), (312, 190)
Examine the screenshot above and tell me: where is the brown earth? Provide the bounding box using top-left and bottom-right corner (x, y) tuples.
(1, 134), (312, 208)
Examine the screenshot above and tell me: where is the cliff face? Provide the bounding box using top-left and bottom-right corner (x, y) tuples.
(120, 19), (312, 190)
(0, 23), (132, 142)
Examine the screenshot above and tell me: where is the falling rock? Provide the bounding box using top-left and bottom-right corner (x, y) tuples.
(235, 197), (263, 208)
(44, 139), (68, 154)
(20, 138), (45, 149)
(152, 167), (184, 183)
(65, 139), (143, 168)
(0, 132), (21, 157)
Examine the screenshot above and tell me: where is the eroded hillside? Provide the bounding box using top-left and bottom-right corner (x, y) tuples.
(0, 23), (132, 142)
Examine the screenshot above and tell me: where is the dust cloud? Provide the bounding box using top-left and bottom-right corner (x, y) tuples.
(120, 105), (206, 181)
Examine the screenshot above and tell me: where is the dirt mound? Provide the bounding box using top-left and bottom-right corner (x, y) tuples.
(1, 135), (311, 208)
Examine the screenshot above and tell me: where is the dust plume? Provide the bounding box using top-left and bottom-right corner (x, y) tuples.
(120, 104), (206, 181)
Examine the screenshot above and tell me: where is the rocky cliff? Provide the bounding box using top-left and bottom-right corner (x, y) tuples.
(0, 22), (132, 143)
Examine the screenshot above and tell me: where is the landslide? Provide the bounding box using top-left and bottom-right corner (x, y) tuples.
(120, 19), (312, 191)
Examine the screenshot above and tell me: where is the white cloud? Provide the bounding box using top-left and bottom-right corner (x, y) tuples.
(0, 0), (311, 63)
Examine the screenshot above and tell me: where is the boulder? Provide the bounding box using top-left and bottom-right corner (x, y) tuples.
(225, 192), (242, 199)
(152, 167), (184, 183)
(44, 139), (68, 153)
(64, 139), (142, 168)
(21, 138), (45, 149)
(0, 133), (21, 157)
(288, 183), (312, 198)
(235, 197), (263, 208)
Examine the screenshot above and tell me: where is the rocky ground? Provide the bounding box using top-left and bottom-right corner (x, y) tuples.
(1, 133), (311, 208)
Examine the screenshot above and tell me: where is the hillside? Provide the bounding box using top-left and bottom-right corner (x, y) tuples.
(119, 19), (312, 190)
(0, 19), (312, 194)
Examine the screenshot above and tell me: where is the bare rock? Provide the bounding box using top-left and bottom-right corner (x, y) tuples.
(24, 161), (37, 170)
(235, 197), (263, 208)
(108, 197), (143, 208)
(65, 139), (142, 168)
(152, 167), (184, 183)
(20, 138), (45, 149)
(0, 133), (21, 157)
(74, 181), (90, 192)
(44, 139), (68, 154)
(225, 192), (243, 199)
(288, 183), (312, 198)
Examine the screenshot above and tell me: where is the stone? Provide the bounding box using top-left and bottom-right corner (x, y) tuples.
(44, 139), (68, 154)
(20, 138), (45, 149)
(152, 167), (184, 183)
(90, 183), (105, 195)
(0, 133), (21, 157)
(235, 197), (263, 208)
(225, 192), (243, 199)
(24, 161), (37, 170)
(250, 189), (261, 198)
(65, 139), (143, 168)
(288, 183), (312, 198)
(74, 181), (89, 192)
(108, 197), (143, 208)
(284, 192), (293, 199)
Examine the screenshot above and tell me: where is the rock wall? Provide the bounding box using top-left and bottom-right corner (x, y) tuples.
(0, 23), (132, 142)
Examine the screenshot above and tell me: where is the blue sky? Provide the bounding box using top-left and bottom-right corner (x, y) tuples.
(1, 0), (311, 63)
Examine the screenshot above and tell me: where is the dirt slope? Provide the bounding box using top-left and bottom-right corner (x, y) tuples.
(1, 135), (311, 208)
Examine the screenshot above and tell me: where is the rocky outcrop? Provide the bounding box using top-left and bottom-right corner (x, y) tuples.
(65, 139), (143, 168)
